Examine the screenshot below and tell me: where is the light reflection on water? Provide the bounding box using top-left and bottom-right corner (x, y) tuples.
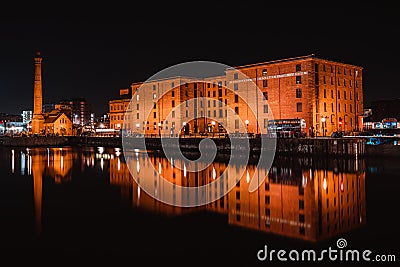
(1, 146), (366, 242)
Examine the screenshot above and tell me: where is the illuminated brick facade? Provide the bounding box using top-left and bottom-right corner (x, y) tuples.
(109, 89), (131, 130)
(109, 55), (363, 136)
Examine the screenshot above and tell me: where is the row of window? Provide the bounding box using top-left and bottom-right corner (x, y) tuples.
(113, 103), (358, 123)
(322, 89), (357, 100)
(111, 102), (302, 122)
(322, 76), (359, 87)
(320, 65), (359, 76)
(110, 104), (128, 111)
(322, 103), (354, 113)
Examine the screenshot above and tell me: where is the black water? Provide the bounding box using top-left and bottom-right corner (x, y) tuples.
(0, 146), (398, 266)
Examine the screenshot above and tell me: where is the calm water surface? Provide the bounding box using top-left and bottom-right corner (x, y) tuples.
(0, 146), (398, 266)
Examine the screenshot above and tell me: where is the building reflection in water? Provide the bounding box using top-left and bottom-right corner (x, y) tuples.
(21, 148), (73, 234)
(109, 151), (366, 242)
(11, 146), (365, 242)
(227, 157), (366, 242)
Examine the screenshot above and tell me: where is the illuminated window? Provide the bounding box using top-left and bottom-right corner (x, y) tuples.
(299, 200), (304, 209)
(266, 208), (270, 216)
(263, 104), (269, 113)
(296, 103), (302, 112)
(262, 69), (268, 76)
(296, 88), (302, 98)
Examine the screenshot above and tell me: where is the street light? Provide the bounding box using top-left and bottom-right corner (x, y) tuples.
(245, 119), (249, 133)
(344, 114), (349, 134)
(158, 122), (162, 137)
(321, 117), (326, 137)
(183, 122), (187, 137)
(135, 123), (140, 137)
(211, 121), (216, 137)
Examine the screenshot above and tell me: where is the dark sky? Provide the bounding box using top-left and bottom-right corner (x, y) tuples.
(0, 3), (399, 116)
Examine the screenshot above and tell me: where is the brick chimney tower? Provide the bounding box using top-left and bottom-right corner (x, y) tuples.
(31, 52), (44, 134)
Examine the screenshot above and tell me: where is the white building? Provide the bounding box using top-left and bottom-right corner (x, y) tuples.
(22, 110), (33, 124)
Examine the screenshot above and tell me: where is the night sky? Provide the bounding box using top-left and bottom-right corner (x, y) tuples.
(0, 3), (398, 116)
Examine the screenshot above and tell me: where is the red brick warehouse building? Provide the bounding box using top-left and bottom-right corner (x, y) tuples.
(109, 54), (363, 137)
